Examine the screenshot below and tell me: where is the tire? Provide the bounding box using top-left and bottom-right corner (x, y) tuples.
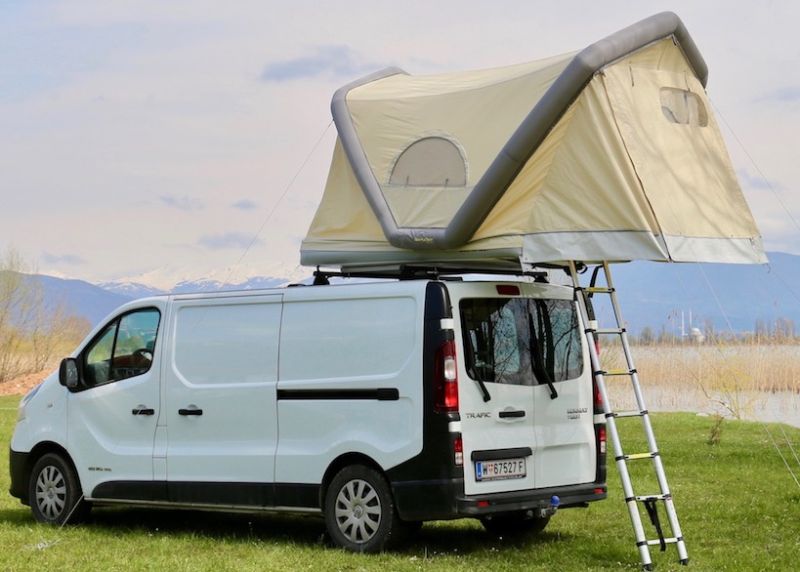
(480, 511), (550, 537)
(324, 465), (402, 553)
(29, 453), (90, 525)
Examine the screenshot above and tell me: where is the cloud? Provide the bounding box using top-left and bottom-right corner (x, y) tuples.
(159, 194), (204, 211)
(198, 232), (261, 250)
(231, 199), (258, 210)
(42, 251), (85, 265)
(755, 86), (800, 104)
(260, 45), (381, 82)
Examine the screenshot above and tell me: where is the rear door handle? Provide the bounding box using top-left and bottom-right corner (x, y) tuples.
(132, 405), (155, 416)
(498, 409), (526, 419)
(179, 405), (203, 416)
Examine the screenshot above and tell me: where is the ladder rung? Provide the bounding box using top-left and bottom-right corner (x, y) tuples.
(617, 452), (658, 461)
(634, 494), (669, 502)
(607, 409), (647, 419)
(646, 537), (680, 547)
(594, 328), (625, 335)
(602, 369), (635, 376)
(584, 286), (614, 294)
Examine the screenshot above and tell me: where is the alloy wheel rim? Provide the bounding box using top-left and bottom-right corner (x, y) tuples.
(35, 465), (67, 520)
(334, 478), (381, 543)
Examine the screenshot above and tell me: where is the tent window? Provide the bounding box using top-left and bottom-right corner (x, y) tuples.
(660, 88), (708, 127)
(389, 137), (467, 187)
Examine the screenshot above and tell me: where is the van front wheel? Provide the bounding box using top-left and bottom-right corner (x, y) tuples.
(29, 453), (90, 525)
(324, 465), (401, 553)
(480, 511), (550, 537)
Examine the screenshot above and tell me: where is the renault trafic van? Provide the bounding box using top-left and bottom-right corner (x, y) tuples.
(9, 277), (606, 552)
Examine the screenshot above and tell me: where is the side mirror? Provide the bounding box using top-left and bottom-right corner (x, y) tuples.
(59, 358), (80, 389)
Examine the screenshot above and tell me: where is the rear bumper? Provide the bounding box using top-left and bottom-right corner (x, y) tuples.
(9, 448), (30, 504)
(392, 477), (606, 521)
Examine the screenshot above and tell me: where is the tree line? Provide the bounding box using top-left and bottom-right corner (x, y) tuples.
(0, 248), (90, 383)
(632, 317), (797, 345)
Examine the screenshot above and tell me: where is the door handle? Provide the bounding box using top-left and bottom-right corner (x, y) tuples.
(132, 405), (155, 416)
(179, 405), (203, 416)
(498, 409), (526, 419)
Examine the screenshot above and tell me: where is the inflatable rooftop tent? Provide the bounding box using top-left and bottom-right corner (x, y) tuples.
(301, 12), (766, 272)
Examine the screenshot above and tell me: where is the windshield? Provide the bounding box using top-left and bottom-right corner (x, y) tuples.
(460, 297), (583, 386)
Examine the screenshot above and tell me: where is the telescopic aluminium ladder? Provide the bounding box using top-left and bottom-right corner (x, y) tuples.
(568, 261), (689, 570)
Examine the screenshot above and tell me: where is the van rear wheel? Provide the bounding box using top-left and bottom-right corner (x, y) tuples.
(324, 465), (401, 553)
(29, 453), (90, 525)
(480, 511), (550, 537)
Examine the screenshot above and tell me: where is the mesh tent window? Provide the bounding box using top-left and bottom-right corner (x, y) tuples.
(388, 136), (467, 187)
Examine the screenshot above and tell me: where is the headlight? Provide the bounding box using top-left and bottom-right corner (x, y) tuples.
(22, 383), (41, 405)
(17, 383), (41, 422)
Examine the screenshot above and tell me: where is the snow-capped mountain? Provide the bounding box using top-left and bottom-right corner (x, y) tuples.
(170, 276), (291, 294)
(106, 262), (312, 293)
(97, 276), (298, 299)
(97, 281), (166, 299)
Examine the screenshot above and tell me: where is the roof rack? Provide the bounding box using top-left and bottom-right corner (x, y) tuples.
(310, 263), (585, 285)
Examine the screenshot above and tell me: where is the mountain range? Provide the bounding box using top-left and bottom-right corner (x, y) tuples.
(16, 251), (800, 335)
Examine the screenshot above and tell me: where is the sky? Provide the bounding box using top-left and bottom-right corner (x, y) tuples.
(1, 1), (799, 287)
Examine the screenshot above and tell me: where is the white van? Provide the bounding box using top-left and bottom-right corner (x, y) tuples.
(9, 276), (606, 551)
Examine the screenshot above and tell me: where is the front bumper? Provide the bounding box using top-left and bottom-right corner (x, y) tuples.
(392, 477), (606, 521)
(9, 448), (30, 504)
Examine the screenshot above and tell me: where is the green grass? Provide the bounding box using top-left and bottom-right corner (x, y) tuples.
(1, 394), (798, 571)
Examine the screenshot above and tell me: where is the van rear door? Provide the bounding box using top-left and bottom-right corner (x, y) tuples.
(450, 282), (595, 496)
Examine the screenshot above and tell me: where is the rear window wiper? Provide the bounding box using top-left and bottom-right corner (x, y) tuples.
(528, 311), (558, 400)
(463, 332), (491, 403)
(468, 366), (492, 402)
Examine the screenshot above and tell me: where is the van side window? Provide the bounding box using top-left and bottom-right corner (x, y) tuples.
(82, 308), (161, 388)
(460, 298), (583, 386)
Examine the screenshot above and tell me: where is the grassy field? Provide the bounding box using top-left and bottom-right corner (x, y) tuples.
(1, 394), (798, 571)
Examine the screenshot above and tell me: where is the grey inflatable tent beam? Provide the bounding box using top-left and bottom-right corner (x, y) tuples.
(331, 11), (707, 251)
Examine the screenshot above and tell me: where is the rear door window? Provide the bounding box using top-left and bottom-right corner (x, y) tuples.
(460, 298), (582, 386)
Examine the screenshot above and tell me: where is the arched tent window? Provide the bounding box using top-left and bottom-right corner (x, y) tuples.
(389, 136), (467, 187)
(660, 87), (708, 127)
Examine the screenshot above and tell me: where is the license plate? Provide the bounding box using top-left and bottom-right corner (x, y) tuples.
(475, 458), (526, 481)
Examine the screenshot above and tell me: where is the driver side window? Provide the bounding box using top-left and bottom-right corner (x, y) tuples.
(83, 308), (161, 389)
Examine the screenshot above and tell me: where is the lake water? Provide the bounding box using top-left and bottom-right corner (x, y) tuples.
(606, 385), (800, 428)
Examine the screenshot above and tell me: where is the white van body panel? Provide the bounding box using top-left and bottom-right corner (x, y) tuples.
(163, 293), (282, 483)
(10, 373), (66, 454)
(275, 281), (425, 483)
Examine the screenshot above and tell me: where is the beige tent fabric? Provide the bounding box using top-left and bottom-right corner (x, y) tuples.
(602, 51), (760, 242)
(475, 76), (662, 239)
(304, 139), (386, 244)
(301, 37), (766, 268)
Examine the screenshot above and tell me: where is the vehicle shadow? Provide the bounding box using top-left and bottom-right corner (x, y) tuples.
(1, 505), (575, 555)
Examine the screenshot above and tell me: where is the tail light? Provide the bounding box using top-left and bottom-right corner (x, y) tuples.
(593, 380), (603, 411)
(453, 435), (463, 466)
(434, 339), (459, 413)
(597, 425), (607, 454)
